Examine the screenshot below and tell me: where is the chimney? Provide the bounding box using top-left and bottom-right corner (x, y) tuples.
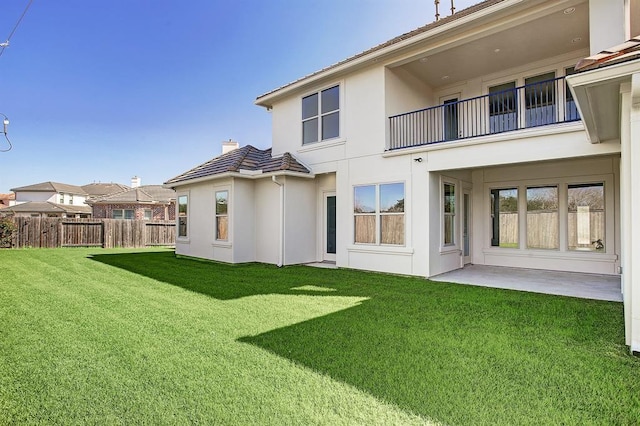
(222, 139), (239, 154)
(131, 176), (141, 188)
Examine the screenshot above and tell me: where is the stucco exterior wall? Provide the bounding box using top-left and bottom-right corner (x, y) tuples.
(283, 176), (317, 265)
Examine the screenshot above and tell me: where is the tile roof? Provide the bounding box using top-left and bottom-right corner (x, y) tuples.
(10, 181), (87, 195)
(256, 0), (505, 102)
(1, 201), (92, 214)
(165, 145), (311, 186)
(575, 36), (640, 72)
(82, 182), (130, 197)
(89, 185), (175, 204)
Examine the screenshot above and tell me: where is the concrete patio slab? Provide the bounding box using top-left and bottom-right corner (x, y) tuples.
(430, 264), (622, 302)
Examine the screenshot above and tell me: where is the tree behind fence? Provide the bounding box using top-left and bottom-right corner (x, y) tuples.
(6, 217), (175, 249)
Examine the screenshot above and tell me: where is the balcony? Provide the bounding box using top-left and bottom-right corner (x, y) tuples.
(388, 77), (581, 151)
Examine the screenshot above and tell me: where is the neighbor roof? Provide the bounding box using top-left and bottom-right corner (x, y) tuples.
(256, 0), (505, 103)
(165, 145), (311, 186)
(10, 181), (87, 195)
(575, 36), (640, 72)
(82, 182), (131, 198)
(88, 185), (175, 204)
(1, 201), (92, 215)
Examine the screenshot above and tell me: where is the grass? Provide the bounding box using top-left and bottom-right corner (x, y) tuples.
(1, 248), (638, 425)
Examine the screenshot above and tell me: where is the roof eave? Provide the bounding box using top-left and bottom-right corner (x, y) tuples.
(164, 170), (315, 189)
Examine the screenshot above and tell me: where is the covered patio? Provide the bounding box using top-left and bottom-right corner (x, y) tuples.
(431, 264), (622, 302)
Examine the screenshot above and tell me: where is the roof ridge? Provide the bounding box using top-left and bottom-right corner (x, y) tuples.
(229, 145), (254, 171)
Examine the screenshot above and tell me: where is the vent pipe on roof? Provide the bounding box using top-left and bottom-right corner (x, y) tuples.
(222, 139), (239, 154)
(434, 0), (455, 21)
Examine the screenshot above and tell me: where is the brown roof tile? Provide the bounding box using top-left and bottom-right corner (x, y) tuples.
(10, 181), (87, 195)
(165, 145), (310, 186)
(575, 35), (640, 72)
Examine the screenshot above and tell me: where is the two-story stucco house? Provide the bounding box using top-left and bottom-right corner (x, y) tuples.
(166, 0), (640, 352)
(5, 181), (92, 218)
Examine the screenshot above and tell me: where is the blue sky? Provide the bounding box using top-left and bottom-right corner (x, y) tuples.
(0, 0), (477, 193)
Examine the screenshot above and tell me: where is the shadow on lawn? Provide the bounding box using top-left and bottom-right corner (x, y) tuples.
(91, 251), (636, 424)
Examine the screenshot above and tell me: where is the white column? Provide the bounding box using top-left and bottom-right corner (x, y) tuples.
(589, 0), (627, 54)
(629, 74), (640, 352)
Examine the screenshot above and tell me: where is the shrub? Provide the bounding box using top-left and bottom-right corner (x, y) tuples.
(0, 217), (16, 248)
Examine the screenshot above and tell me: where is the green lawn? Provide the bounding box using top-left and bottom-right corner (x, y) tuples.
(1, 248), (638, 425)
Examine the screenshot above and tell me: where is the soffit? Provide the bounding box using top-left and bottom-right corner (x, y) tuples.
(397, 1), (588, 88)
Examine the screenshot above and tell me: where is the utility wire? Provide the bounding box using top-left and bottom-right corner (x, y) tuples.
(0, 0), (34, 58)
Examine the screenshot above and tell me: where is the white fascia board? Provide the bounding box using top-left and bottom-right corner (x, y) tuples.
(567, 59), (640, 143)
(255, 0), (524, 108)
(164, 170), (316, 189)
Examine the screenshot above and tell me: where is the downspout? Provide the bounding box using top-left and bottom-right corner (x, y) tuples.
(272, 175), (284, 267)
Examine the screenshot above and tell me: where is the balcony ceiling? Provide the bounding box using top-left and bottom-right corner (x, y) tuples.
(398, 3), (589, 89)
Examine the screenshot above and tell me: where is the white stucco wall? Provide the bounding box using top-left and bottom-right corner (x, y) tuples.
(283, 176), (317, 265)
(15, 191), (57, 203)
(254, 179), (280, 264)
(590, 0), (626, 54)
(232, 179), (255, 263)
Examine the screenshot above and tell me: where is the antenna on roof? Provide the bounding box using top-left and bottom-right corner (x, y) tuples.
(435, 0), (440, 21)
(451, 0), (455, 15)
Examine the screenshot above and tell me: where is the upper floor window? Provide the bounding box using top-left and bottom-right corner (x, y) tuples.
(302, 85), (339, 144)
(59, 193), (64, 204)
(525, 71), (556, 127)
(69, 195), (74, 205)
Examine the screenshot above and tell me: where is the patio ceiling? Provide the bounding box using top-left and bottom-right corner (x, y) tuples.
(394, 0), (588, 89)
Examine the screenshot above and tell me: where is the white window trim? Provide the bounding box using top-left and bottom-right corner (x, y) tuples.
(176, 191), (190, 241)
(483, 173), (614, 255)
(214, 188), (230, 242)
(441, 177), (458, 252)
(301, 82), (343, 146)
(353, 181), (406, 247)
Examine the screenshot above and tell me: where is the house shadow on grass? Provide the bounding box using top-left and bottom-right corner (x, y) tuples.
(91, 251), (637, 424)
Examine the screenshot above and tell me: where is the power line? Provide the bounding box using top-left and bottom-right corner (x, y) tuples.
(0, 0), (34, 58)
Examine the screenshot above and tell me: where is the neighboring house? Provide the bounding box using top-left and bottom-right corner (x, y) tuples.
(82, 182), (130, 202)
(5, 181), (92, 218)
(87, 185), (176, 220)
(166, 0), (640, 352)
(0, 193), (15, 209)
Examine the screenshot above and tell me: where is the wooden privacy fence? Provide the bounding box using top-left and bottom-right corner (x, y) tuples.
(7, 218), (175, 249)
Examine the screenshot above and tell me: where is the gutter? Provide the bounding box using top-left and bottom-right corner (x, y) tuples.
(164, 170), (315, 190)
(271, 176), (285, 267)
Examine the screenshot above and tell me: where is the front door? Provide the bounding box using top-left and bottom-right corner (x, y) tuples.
(324, 193), (336, 261)
(463, 191), (471, 264)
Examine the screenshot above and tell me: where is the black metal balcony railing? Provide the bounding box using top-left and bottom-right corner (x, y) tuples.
(388, 77), (581, 150)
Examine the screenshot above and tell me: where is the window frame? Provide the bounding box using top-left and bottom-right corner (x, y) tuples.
(143, 209), (152, 221)
(112, 209), (135, 220)
(177, 194), (189, 239)
(442, 181), (456, 248)
(215, 190), (229, 241)
(353, 182), (405, 246)
(301, 84), (341, 145)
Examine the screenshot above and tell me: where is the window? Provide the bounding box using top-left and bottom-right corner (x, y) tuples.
(525, 72), (556, 127)
(564, 67), (580, 121)
(302, 85), (339, 144)
(144, 209), (152, 220)
(568, 183), (604, 251)
(489, 82), (517, 133)
(526, 186), (558, 249)
(59, 193), (64, 204)
(443, 183), (455, 245)
(354, 183), (404, 245)
(178, 195), (188, 237)
(491, 188), (518, 248)
(112, 209), (134, 219)
(69, 195), (74, 205)
(215, 190), (228, 241)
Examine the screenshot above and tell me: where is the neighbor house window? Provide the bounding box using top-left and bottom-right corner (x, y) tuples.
(354, 183), (405, 245)
(59, 193), (64, 203)
(144, 209), (152, 220)
(302, 85), (339, 144)
(525, 71), (556, 127)
(568, 183), (604, 251)
(526, 186), (559, 249)
(215, 190), (228, 241)
(178, 195), (188, 237)
(112, 209), (134, 219)
(69, 195), (74, 205)
(491, 188), (518, 248)
(443, 183), (455, 246)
